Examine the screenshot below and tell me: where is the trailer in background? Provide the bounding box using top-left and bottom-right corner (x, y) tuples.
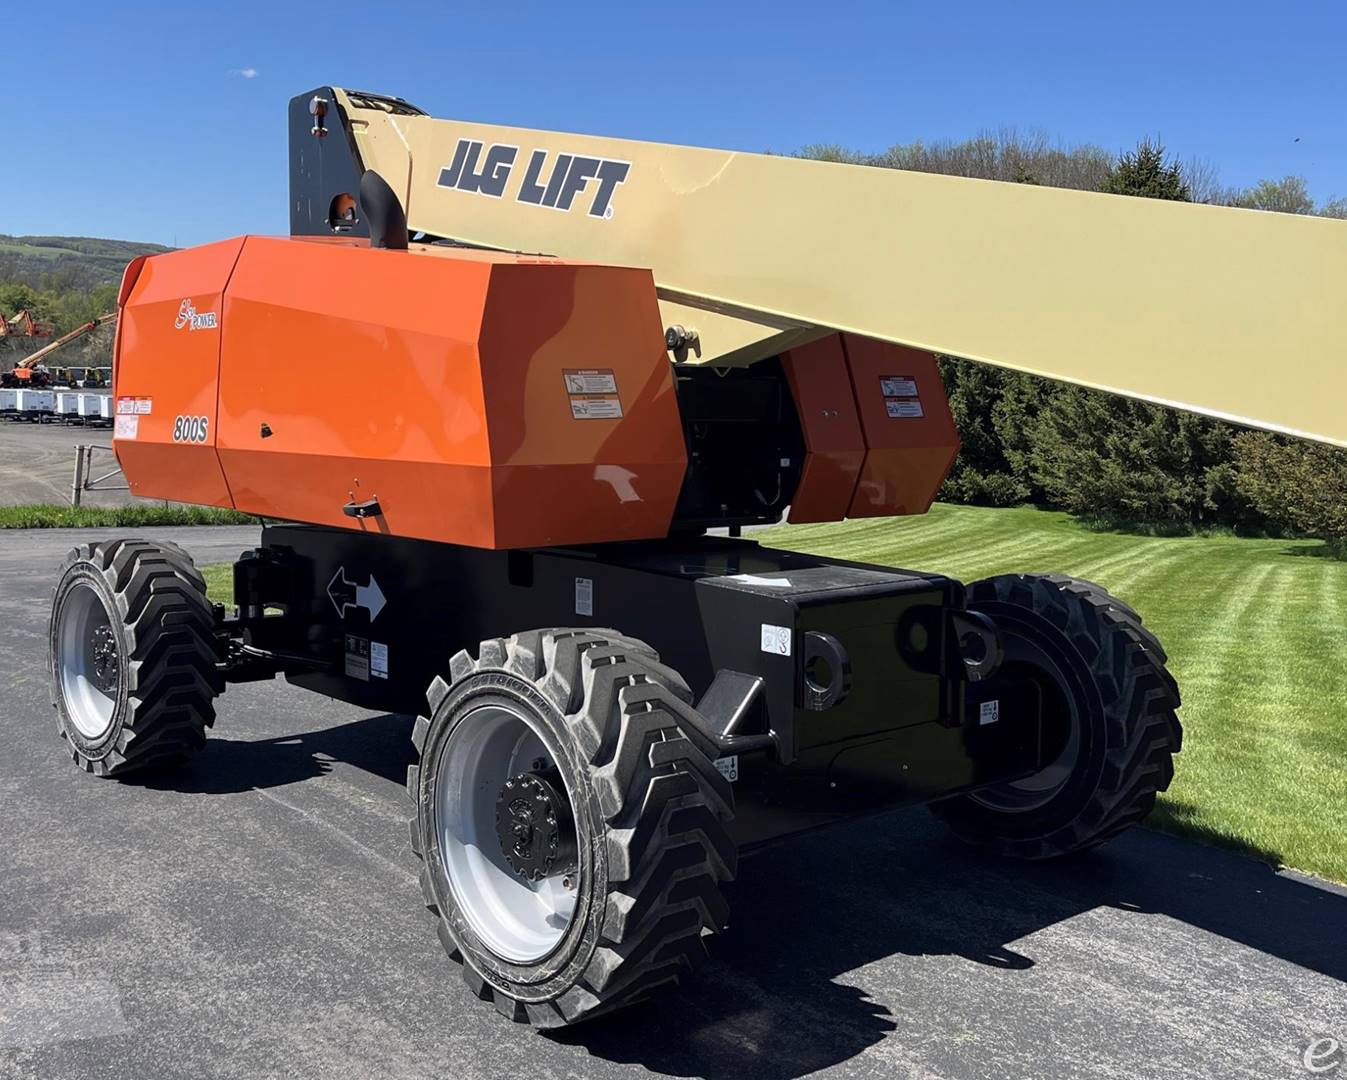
(78, 394), (112, 425)
(14, 388), (55, 419)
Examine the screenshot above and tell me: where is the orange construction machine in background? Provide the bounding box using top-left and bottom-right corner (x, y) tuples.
(0, 309), (49, 339)
(1, 313), (113, 388)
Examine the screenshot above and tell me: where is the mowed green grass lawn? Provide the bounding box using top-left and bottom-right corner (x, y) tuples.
(757, 504), (1346, 883)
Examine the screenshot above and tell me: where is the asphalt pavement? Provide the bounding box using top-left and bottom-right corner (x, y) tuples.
(0, 418), (129, 508)
(1, 527), (1344, 1080)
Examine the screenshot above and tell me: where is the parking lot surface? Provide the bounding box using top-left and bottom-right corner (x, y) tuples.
(0, 417), (125, 507)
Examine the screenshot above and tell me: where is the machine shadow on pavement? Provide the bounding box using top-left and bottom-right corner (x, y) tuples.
(146, 711), (1347, 1080)
(143, 711), (417, 795)
(554, 828), (1347, 1080)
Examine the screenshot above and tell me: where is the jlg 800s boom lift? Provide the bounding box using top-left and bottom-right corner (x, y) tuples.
(47, 87), (1345, 1026)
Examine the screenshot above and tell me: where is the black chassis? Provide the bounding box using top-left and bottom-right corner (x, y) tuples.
(222, 525), (1045, 849)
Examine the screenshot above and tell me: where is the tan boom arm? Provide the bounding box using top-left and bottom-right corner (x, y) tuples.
(331, 87), (1347, 448)
(17, 313), (116, 369)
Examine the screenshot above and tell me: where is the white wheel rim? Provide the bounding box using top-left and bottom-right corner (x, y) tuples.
(434, 702), (579, 963)
(57, 582), (119, 739)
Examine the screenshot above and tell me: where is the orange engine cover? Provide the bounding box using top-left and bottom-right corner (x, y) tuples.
(781, 333), (959, 522)
(839, 335), (960, 518)
(113, 236), (688, 548)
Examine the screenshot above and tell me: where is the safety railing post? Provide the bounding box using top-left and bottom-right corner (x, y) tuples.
(70, 445), (86, 508)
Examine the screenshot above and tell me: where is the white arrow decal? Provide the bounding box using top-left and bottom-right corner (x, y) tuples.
(356, 576), (386, 621)
(328, 567), (387, 622)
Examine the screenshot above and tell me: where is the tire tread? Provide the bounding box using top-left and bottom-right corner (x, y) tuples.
(932, 573), (1181, 858)
(51, 539), (220, 777)
(407, 627), (735, 1026)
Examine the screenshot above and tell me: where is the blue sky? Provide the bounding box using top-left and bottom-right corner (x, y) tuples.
(4, 1), (1344, 247)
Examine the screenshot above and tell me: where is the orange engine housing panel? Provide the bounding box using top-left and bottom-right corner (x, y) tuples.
(780, 335), (866, 524)
(114, 236), (688, 548)
(782, 333), (959, 522)
(115, 239), (956, 546)
(839, 335), (960, 518)
(112, 238), (242, 508)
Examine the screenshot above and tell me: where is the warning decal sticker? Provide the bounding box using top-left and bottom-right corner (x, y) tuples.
(116, 397), (153, 415)
(344, 635), (370, 681)
(760, 624), (793, 656)
(879, 375), (919, 398)
(564, 369), (623, 419)
(714, 755), (739, 782)
(564, 369), (618, 395)
(570, 396), (623, 420)
(114, 415), (139, 440)
(885, 399), (924, 419)
(371, 641), (389, 680)
(880, 373), (922, 418)
(575, 577), (594, 616)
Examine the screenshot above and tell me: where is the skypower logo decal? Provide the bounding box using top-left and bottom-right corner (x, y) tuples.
(437, 139), (630, 219)
(174, 299), (218, 331)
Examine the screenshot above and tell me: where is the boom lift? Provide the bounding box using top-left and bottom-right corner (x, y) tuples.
(0, 309), (47, 339)
(2, 313), (116, 388)
(45, 86), (1343, 1027)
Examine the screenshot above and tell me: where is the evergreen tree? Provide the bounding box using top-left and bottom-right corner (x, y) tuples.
(1233, 434), (1347, 548)
(1098, 139), (1191, 201)
(1026, 388), (1262, 528)
(937, 360), (1029, 506)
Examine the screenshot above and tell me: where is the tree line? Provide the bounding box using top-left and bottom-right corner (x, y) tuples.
(804, 134), (1347, 548)
(0, 277), (118, 337)
(0, 235), (166, 337)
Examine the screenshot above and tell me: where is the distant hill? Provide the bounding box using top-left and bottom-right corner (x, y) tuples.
(0, 235), (173, 290)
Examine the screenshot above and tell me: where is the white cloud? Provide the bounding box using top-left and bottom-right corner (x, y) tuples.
(231, 67), (260, 79)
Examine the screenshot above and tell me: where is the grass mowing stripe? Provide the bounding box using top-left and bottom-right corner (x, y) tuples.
(791, 518), (971, 561)
(931, 529), (1080, 568)
(1229, 564), (1341, 866)
(1060, 537), (1168, 582)
(757, 503), (1345, 883)
(820, 510), (1080, 579)
(1167, 561), (1276, 834)
(1086, 546), (1194, 602)
(1125, 550), (1191, 618)
(1310, 556), (1345, 635)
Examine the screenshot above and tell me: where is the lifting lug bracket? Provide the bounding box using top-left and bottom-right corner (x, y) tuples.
(342, 498), (383, 519)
